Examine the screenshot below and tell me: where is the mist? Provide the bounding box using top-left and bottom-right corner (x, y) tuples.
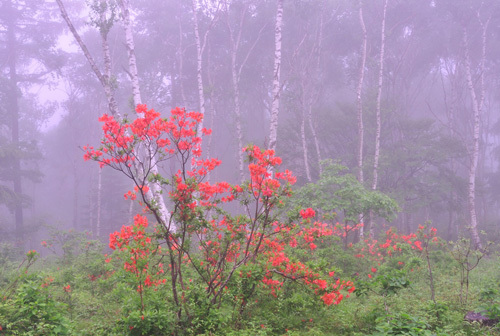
(1, 0), (500, 333)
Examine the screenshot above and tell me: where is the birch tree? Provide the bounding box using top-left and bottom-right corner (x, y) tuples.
(57, 0), (119, 236)
(56, 0), (120, 117)
(191, 0), (220, 139)
(225, 1), (267, 182)
(116, 0), (174, 232)
(291, 2), (327, 182)
(356, 0), (367, 235)
(462, 13), (489, 250)
(268, 0), (283, 152)
(59, 0), (176, 233)
(369, 0), (388, 238)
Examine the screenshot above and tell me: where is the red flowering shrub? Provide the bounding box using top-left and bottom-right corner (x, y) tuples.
(84, 105), (355, 332)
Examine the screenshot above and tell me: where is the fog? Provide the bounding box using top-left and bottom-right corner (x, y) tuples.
(1, 0), (500, 251)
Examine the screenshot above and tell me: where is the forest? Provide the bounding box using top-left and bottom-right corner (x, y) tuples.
(1, 0), (500, 335)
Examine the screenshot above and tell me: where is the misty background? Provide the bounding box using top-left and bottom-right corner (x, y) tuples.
(1, 0), (500, 250)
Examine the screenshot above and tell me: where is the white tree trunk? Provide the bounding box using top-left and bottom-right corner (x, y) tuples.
(228, 5), (246, 183)
(356, 2), (367, 187)
(118, 0), (174, 232)
(369, 0), (388, 238)
(371, 0), (387, 193)
(177, 13), (187, 106)
(462, 19), (488, 250)
(226, 3), (268, 182)
(117, 0), (141, 106)
(56, 0), (120, 117)
(309, 7), (323, 175)
(268, 0), (283, 152)
(192, 0), (207, 136)
(463, 30), (481, 250)
(356, 1), (367, 236)
(231, 51), (245, 182)
(307, 103), (321, 175)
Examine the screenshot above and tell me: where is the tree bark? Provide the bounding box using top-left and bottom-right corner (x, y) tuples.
(177, 12), (187, 106)
(228, 4), (248, 183)
(462, 24), (487, 250)
(117, 0), (141, 106)
(191, 0), (217, 137)
(192, 0), (206, 136)
(6, 0), (24, 241)
(117, 0), (174, 232)
(268, 0), (283, 152)
(96, 167), (102, 237)
(369, 0), (388, 238)
(226, 2), (268, 182)
(56, 0), (120, 117)
(301, 105), (312, 181)
(356, 1), (367, 236)
(308, 5), (324, 176)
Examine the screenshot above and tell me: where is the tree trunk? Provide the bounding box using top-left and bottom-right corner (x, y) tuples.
(205, 40), (218, 182)
(56, 0), (120, 117)
(117, 0), (141, 106)
(369, 0), (388, 238)
(6, 1), (24, 241)
(462, 24), (487, 250)
(309, 1), (327, 176)
(301, 104), (312, 182)
(96, 167), (102, 237)
(356, 1), (367, 236)
(230, 48), (245, 183)
(226, 2), (268, 182)
(117, 0), (174, 232)
(192, 0), (207, 137)
(228, 4), (247, 183)
(268, 0), (283, 152)
(177, 12), (187, 106)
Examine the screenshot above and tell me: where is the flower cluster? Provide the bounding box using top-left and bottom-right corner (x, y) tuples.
(108, 214), (165, 292)
(83, 105), (209, 172)
(356, 225), (438, 262)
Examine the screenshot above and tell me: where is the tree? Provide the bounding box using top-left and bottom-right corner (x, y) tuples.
(291, 160), (398, 248)
(0, 0), (62, 242)
(268, 0), (283, 152)
(356, 0), (368, 236)
(462, 19), (487, 250)
(225, 0), (268, 182)
(369, 0), (389, 238)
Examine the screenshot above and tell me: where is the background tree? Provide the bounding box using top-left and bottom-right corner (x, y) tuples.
(0, 0), (63, 244)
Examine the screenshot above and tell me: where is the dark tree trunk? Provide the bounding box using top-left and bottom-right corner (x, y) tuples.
(6, 0), (24, 241)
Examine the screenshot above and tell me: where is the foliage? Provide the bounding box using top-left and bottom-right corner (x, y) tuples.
(0, 251), (69, 335)
(3, 102), (499, 334)
(1, 221), (499, 335)
(290, 160), (398, 225)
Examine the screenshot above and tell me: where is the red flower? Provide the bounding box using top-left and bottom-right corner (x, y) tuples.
(414, 241), (423, 251)
(300, 208), (316, 219)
